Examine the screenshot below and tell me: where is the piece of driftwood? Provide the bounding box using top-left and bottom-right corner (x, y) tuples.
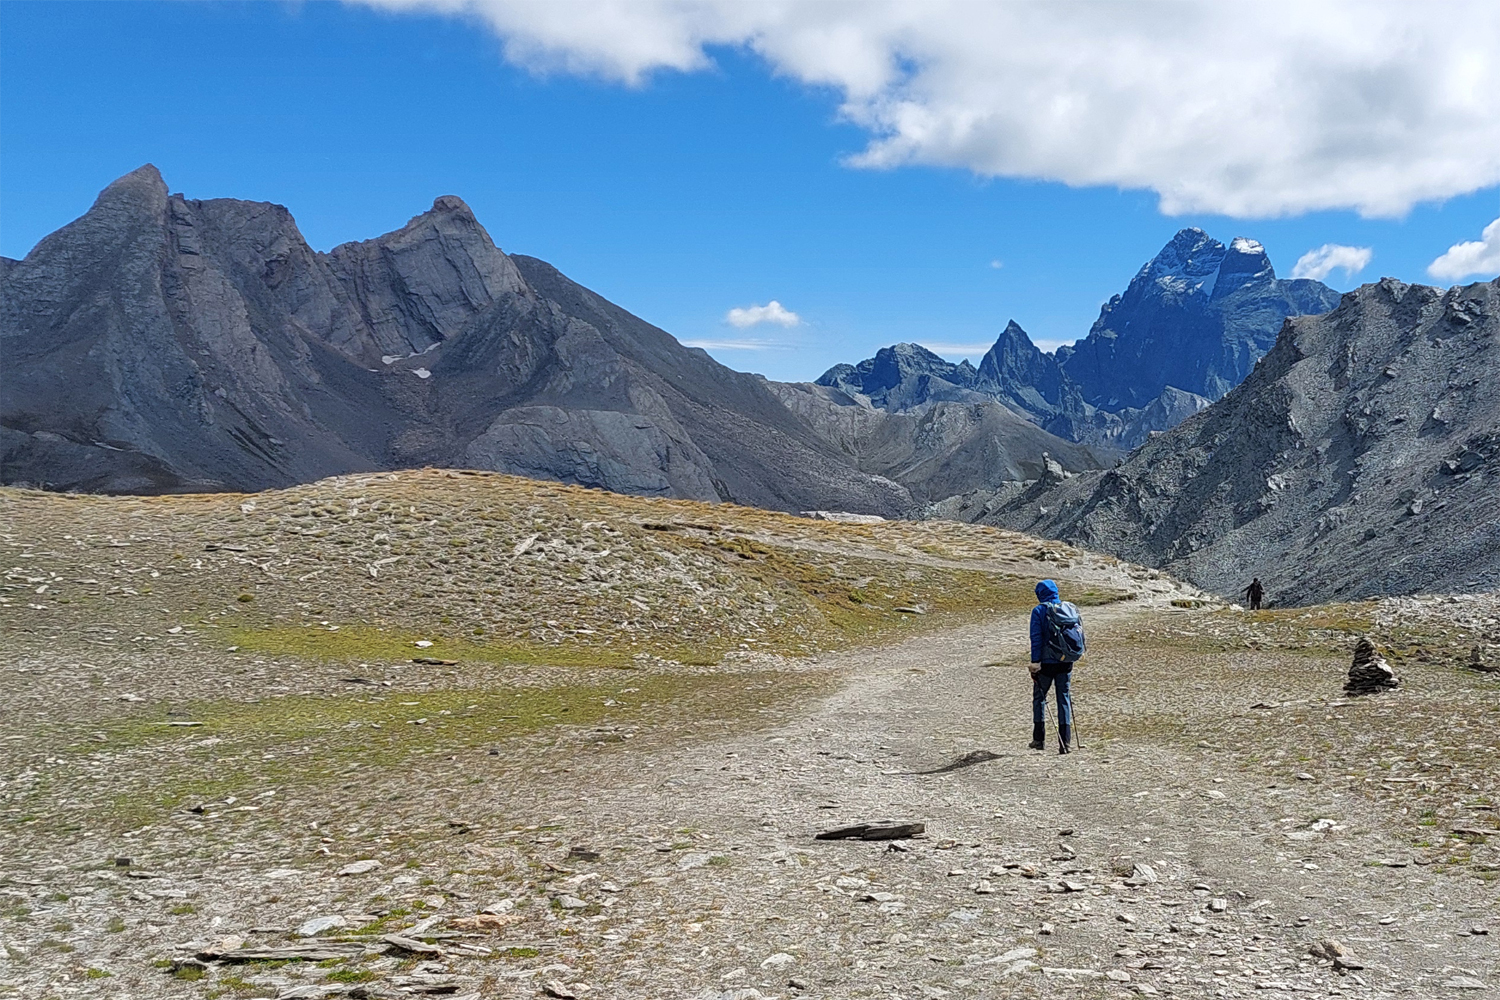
(815, 822), (925, 841)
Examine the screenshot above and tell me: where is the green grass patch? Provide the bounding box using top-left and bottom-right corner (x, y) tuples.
(67, 668), (828, 831)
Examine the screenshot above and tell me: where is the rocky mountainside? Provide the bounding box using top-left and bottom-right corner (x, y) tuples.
(819, 230), (1336, 454)
(1058, 229), (1341, 408)
(933, 276), (1500, 603)
(765, 379), (1102, 502)
(1, 166), (933, 513)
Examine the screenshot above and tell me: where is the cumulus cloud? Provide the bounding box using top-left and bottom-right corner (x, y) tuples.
(725, 300), (801, 328)
(1291, 244), (1373, 281)
(1428, 217), (1500, 281)
(352, 0), (1500, 218)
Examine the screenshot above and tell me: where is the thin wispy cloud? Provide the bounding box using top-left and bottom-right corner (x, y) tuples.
(725, 300), (801, 329)
(920, 341), (996, 357)
(1291, 244), (1373, 281)
(681, 337), (785, 351)
(354, 1), (1500, 218)
(989, 259), (1004, 270)
(1428, 217), (1500, 281)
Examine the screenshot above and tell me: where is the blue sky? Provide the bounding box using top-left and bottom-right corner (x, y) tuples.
(2, 1), (1497, 382)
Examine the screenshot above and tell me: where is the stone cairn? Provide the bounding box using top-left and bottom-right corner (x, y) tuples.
(1344, 637), (1399, 696)
(1468, 645), (1499, 674)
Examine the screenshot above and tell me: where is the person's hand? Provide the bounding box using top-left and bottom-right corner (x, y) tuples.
(1028, 663), (1040, 676)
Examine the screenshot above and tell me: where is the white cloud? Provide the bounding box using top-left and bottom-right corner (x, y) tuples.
(352, 1), (1500, 218)
(680, 337), (784, 350)
(988, 259), (1004, 270)
(725, 300), (801, 328)
(1029, 339), (1076, 355)
(1428, 217), (1500, 281)
(1291, 244), (1373, 281)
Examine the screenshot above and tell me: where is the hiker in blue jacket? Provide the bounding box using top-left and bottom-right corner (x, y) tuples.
(1029, 579), (1082, 753)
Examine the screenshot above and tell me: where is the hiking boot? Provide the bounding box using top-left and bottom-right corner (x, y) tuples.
(1058, 742), (1072, 755)
(1028, 723), (1045, 751)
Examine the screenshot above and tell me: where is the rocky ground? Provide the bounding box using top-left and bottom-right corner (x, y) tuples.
(2, 474), (1496, 999)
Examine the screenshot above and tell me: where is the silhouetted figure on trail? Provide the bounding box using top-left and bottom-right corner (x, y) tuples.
(1029, 579), (1086, 755)
(1244, 577), (1265, 610)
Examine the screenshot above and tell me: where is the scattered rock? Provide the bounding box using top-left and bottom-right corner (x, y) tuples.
(760, 952), (795, 969)
(296, 915), (348, 937)
(1345, 637), (1400, 695)
(337, 859), (382, 876)
(1467, 646), (1499, 673)
(382, 933), (446, 956)
(1445, 975), (1489, 989)
(450, 913), (520, 930)
(411, 657), (459, 666)
(542, 982), (578, 999)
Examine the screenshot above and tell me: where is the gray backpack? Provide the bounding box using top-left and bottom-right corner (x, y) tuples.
(1043, 601), (1086, 663)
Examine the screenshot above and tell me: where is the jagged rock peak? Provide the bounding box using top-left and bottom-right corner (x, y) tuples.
(94, 163), (168, 210)
(1139, 228), (1227, 295)
(429, 194), (476, 217)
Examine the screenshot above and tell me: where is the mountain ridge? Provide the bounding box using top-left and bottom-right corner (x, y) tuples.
(1, 165), (1098, 513)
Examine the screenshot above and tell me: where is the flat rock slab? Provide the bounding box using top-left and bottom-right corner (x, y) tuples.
(815, 821), (926, 841)
(203, 942), (365, 963)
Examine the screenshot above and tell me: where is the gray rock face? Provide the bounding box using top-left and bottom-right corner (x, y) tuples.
(0, 165), (915, 516)
(941, 276), (1500, 603)
(766, 380), (1103, 503)
(1057, 230), (1340, 409)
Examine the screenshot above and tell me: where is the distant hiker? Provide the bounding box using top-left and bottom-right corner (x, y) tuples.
(1029, 579), (1086, 754)
(1243, 577), (1265, 611)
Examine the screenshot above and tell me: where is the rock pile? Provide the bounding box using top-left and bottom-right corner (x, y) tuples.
(1345, 637), (1399, 695)
(1469, 645), (1499, 674)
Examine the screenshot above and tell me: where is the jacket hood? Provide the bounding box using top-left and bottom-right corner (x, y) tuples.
(1035, 579), (1060, 603)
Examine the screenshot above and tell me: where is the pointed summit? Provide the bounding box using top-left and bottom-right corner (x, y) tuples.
(92, 163), (169, 216)
(1061, 228), (1338, 408)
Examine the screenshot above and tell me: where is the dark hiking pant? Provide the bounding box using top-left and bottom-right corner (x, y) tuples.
(1032, 662), (1073, 744)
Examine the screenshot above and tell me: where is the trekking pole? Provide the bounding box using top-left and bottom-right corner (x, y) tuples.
(1071, 683), (1083, 750)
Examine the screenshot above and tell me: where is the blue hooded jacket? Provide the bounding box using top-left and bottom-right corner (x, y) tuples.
(1030, 579), (1061, 664)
